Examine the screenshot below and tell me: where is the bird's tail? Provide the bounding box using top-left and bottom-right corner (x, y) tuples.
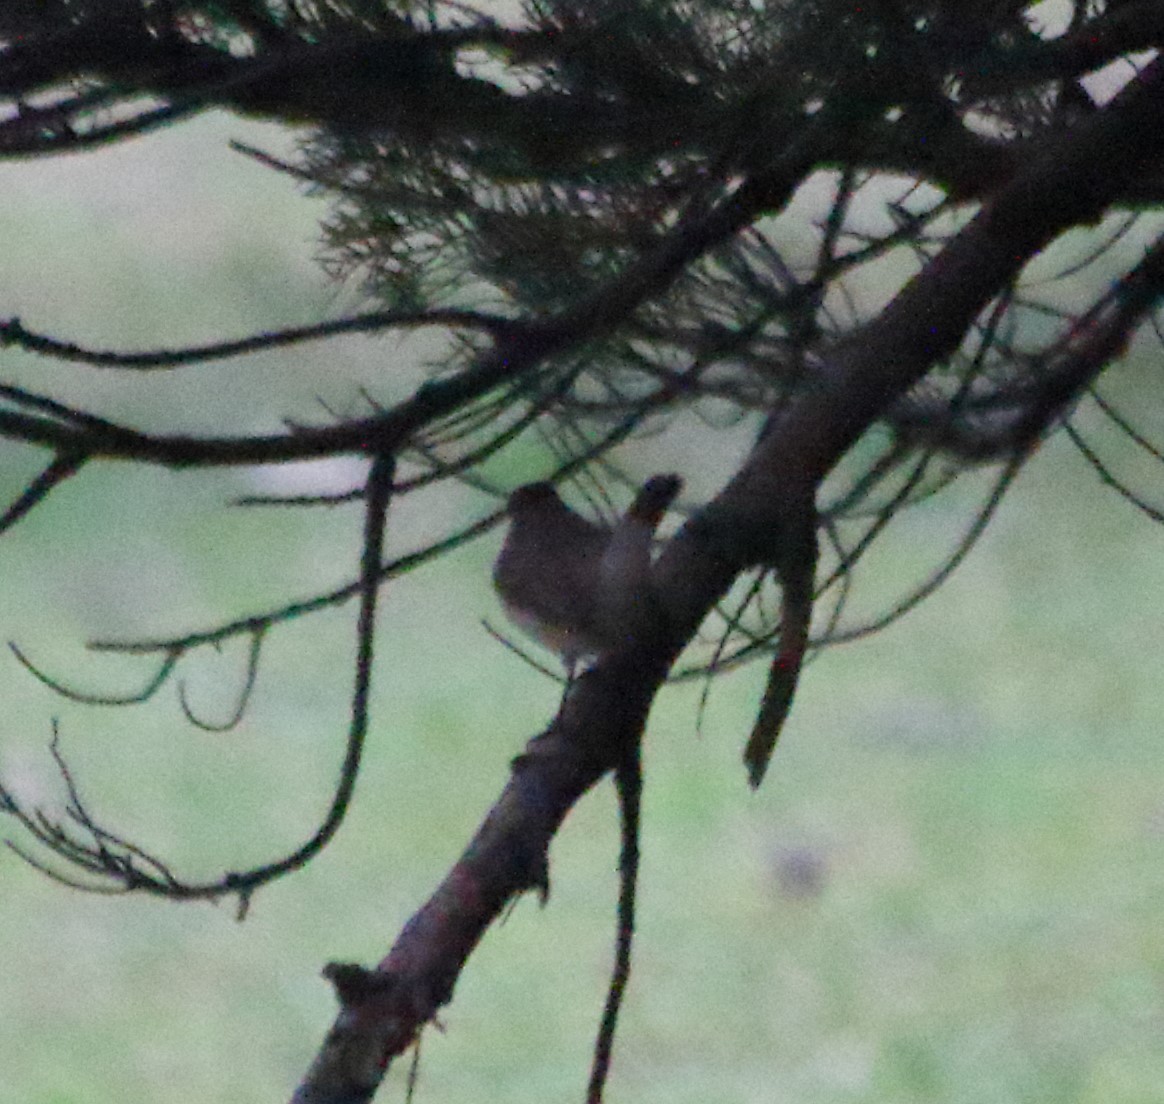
(627, 473), (682, 529)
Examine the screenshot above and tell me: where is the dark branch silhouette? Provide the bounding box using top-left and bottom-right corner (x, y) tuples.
(1, 451), (397, 906)
(1, 4), (1164, 1102)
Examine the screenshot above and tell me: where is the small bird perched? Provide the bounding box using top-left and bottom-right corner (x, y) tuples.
(493, 474), (682, 677)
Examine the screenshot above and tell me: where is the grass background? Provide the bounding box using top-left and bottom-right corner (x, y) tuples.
(0, 113), (1162, 1104)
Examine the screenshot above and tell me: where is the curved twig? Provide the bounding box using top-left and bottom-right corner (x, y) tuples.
(823, 456), (1026, 647)
(1087, 384), (1164, 464)
(177, 630), (266, 733)
(8, 643), (183, 706)
(0, 309), (514, 370)
(480, 619), (566, 684)
(91, 508), (503, 656)
(1063, 418), (1164, 523)
(1, 453), (397, 903)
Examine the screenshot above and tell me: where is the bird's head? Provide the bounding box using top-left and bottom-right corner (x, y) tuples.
(505, 482), (566, 518)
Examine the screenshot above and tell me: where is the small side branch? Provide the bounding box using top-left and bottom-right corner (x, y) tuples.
(587, 740), (642, 1103)
(178, 630), (266, 733)
(743, 502), (819, 788)
(0, 454), (398, 908)
(0, 449), (87, 536)
(10, 643), (182, 706)
(0, 309), (514, 370)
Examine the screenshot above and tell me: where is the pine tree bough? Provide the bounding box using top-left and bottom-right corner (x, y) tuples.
(1, 6), (1164, 1103)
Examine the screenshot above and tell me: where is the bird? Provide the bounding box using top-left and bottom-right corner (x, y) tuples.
(492, 474), (682, 678)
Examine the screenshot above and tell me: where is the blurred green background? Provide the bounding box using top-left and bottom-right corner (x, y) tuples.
(0, 113), (1162, 1104)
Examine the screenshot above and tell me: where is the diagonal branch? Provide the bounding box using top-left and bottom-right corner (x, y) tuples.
(286, 55), (1164, 1100)
(0, 449), (87, 536)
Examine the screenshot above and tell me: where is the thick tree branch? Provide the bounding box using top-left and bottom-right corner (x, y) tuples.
(292, 647), (663, 1103)
(966, 2), (1164, 97)
(287, 54), (1164, 1102)
(3, 9), (1164, 1100)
